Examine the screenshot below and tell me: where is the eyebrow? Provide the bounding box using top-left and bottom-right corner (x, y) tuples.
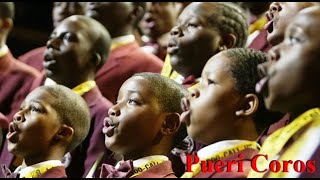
(127, 89), (143, 97)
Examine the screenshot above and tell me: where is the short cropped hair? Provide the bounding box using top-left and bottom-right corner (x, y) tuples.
(63, 15), (111, 71)
(0, 2), (14, 20)
(207, 2), (248, 48)
(133, 72), (189, 148)
(40, 85), (91, 153)
(223, 48), (284, 133)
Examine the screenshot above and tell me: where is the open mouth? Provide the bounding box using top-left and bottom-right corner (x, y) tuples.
(264, 20), (274, 33)
(167, 39), (179, 55)
(6, 123), (19, 143)
(180, 98), (191, 125)
(102, 117), (118, 137)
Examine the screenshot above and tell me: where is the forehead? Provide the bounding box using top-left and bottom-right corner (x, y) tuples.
(203, 53), (231, 76)
(53, 19), (89, 35)
(24, 89), (56, 105)
(288, 10), (320, 38)
(179, 2), (216, 22)
(119, 76), (154, 96)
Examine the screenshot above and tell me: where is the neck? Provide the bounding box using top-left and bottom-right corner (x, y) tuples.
(51, 74), (94, 89)
(0, 37), (6, 49)
(22, 149), (65, 167)
(110, 27), (133, 39)
(123, 137), (173, 161)
(236, 118), (259, 141)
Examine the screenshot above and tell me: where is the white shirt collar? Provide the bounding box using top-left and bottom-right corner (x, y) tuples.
(0, 45), (9, 58)
(14, 160), (63, 178)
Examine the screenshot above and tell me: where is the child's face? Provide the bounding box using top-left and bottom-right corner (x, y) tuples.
(167, 2), (221, 78)
(103, 76), (167, 156)
(139, 2), (179, 39)
(44, 19), (94, 83)
(7, 89), (62, 158)
(180, 53), (242, 145)
(257, 8), (320, 113)
(266, 2), (313, 46)
(52, 2), (84, 28)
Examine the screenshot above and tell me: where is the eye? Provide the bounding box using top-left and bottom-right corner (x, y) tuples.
(128, 99), (136, 104)
(207, 79), (215, 85)
(187, 23), (198, 28)
(289, 35), (300, 45)
(128, 99), (140, 105)
(31, 106), (41, 113)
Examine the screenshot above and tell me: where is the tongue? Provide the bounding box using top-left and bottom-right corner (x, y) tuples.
(180, 110), (190, 123)
(255, 76), (269, 94)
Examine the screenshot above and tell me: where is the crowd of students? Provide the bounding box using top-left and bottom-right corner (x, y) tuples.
(0, 2), (319, 178)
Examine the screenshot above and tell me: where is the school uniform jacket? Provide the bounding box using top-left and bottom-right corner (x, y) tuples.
(193, 148), (259, 178)
(0, 113), (8, 130)
(248, 29), (273, 53)
(0, 51), (40, 126)
(18, 46), (46, 72)
(95, 41), (163, 104)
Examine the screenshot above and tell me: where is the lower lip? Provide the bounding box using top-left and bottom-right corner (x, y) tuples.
(167, 46), (179, 55)
(180, 110), (191, 124)
(102, 126), (116, 137)
(255, 76), (269, 94)
(6, 131), (18, 143)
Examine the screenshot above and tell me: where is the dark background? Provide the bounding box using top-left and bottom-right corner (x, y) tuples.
(7, 2), (53, 58)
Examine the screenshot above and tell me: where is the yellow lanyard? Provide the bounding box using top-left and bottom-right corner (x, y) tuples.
(181, 141), (260, 178)
(247, 108), (320, 178)
(72, 80), (96, 96)
(111, 35), (135, 51)
(129, 157), (168, 178)
(21, 165), (56, 178)
(249, 16), (268, 34)
(268, 115), (320, 178)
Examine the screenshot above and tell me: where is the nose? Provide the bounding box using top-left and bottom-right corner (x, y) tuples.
(190, 88), (200, 98)
(170, 26), (183, 37)
(46, 37), (60, 50)
(13, 112), (25, 122)
(108, 105), (120, 117)
(267, 45), (280, 62)
(269, 2), (282, 13)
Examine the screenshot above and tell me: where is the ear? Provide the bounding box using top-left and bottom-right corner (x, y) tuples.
(235, 94), (259, 117)
(91, 52), (102, 71)
(160, 113), (181, 136)
(54, 124), (74, 142)
(129, 5), (144, 25)
(0, 18), (13, 31)
(220, 33), (237, 50)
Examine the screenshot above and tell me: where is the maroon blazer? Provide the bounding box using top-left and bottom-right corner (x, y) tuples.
(257, 113), (291, 145)
(194, 148), (259, 178)
(95, 41), (163, 103)
(39, 166), (68, 178)
(0, 113), (8, 130)
(0, 51), (40, 125)
(248, 29), (273, 53)
(18, 46), (46, 72)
